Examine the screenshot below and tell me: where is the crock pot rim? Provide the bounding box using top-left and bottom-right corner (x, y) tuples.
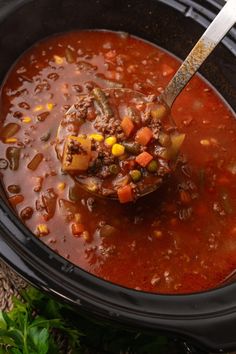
(0, 0), (236, 352)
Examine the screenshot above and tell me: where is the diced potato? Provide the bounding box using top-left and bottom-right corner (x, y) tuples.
(62, 135), (91, 171)
(164, 134), (185, 160)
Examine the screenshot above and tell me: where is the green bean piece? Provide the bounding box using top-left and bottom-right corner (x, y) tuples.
(147, 160), (158, 173)
(40, 131), (51, 142)
(65, 48), (75, 63)
(6, 147), (21, 170)
(109, 164), (120, 175)
(69, 185), (81, 202)
(130, 169), (142, 182)
(123, 142), (140, 155)
(92, 87), (113, 117)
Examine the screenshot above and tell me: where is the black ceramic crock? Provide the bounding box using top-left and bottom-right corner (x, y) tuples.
(0, 0), (236, 352)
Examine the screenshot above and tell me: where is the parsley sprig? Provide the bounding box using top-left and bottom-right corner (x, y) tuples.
(0, 287), (202, 354)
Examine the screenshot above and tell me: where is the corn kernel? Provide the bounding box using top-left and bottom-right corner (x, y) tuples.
(89, 133), (104, 142)
(200, 139), (210, 146)
(33, 105), (43, 112)
(105, 136), (117, 146)
(37, 224), (49, 236)
(22, 116), (32, 123)
(81, 230), (90, 241)
(54, 55), (63, 65)
(112, 143), (125, 157)
(46, 103), (54, 111)
(57, 182), (66, 191)
(74, 213), (82, 223)
(5, 138), (17, 143)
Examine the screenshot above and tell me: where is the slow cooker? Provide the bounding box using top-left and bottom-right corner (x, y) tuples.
(0, 0), (236, 352)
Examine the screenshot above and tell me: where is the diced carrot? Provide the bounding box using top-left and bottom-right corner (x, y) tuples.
(121, 116), (135, 137)
(71, 223), (85, 236)
(135, 151), (153, 167)
(135, 127), (153, 146)
(117, 184), (134, 203)
(9, 194), (24, 206)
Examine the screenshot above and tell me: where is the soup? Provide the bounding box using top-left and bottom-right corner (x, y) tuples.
(0, 30), (236, 294)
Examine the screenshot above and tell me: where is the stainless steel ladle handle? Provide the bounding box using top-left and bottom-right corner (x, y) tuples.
(161, 0), (236, 108)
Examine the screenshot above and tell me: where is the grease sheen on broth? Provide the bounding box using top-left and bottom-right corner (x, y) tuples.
(0, 30), (236, 294)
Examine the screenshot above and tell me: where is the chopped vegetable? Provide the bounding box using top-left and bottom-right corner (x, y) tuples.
(147, 160), (158, 173)
(109, 164), (119, 174)
(9, 194), (24, 206)
(46, 102), (54, 111)
(27, 153), (44, 171)
(169, 134), (185, 159)
(39, 188), (58, 221)
(22, 116), (32, 123)
(130, 169), (142, 182)
(33, 176), (43, 192)
(200, 139), (210, 146)
(150, 104), (167, 120)
(65, 48), (75, 63)
(89, 133), (104, 142)
(40, 130), (51, 142)
(62, 135), (91, 171)
(6, 147), (21, 170)
(153, 230), (163, 238)
(54, 55), (63, 65)
(136, 151), (153, 167)
(8, 184), (21, 194)
(100, 224), (117, 237)
(135, 127), (153, 146)
(20, 206), (33, 220)
(36, 223), (49, 236)
(0, 123), (20, 140)
(5, 137), (18, 143)
(117, 184), (133, 203)
(105, 136), (117, 146)
(37, 111), (50, 122)
(121, 116), (135, 137)
(71, 222), (85, 236)
(159, 132), (171, 147)
(92, 87), (113, 117)
(57, 182), (66, 191)
(112, 143), (125, 157)
(33, 105), (43, 112)
(0, 158), (8, 169)
(123, 141), (140, 155)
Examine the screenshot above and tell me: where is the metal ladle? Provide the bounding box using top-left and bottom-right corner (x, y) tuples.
(57, 0), (236, 200)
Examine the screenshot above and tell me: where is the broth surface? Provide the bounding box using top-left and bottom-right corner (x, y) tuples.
(1, 30), (236, 293)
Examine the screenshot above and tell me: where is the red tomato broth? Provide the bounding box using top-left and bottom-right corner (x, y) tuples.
(0, 30), (236, 293)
